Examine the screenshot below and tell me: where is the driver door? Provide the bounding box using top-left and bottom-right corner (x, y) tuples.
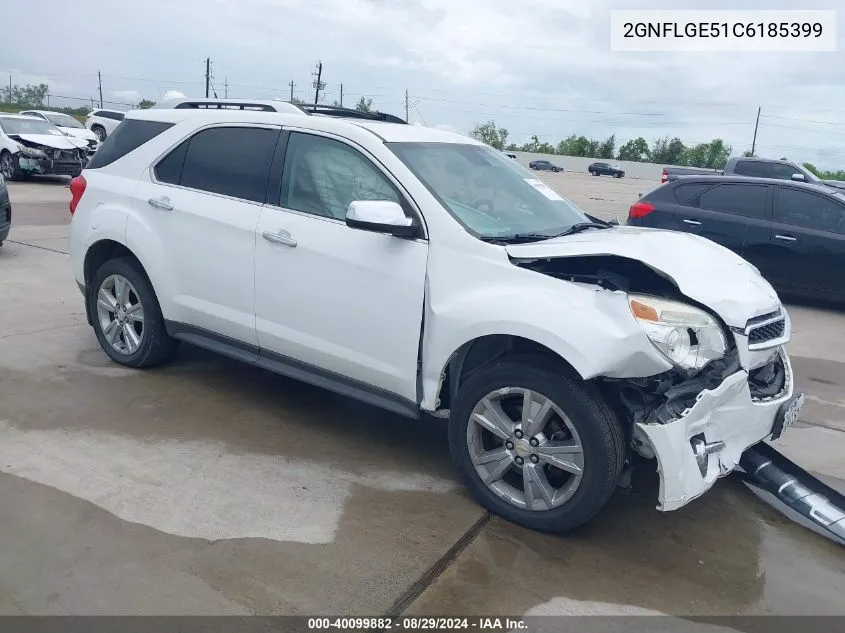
(254, 131), (428, 406)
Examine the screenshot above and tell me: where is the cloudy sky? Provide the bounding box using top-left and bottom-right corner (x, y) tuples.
(4, 0), (844, 168)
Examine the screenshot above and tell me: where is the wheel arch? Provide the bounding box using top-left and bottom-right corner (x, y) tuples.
(82, 239), (152, 325)
(429, 333), (589, 414)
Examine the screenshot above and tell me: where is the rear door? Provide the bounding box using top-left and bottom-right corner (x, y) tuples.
(753, 186), (845, 294)
(130, 124), (280, 345)
(672, 182), (771, 256)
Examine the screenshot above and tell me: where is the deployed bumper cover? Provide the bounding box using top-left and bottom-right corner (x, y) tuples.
(638, 348), (796, 511)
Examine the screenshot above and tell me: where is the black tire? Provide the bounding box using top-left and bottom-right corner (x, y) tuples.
(449, 357), (625, 532)
(88, 257), (178, 368)
(0, 151), (19, 181)
(590, 170), (597, 176)
(92, 125), (106, 142)
(614, 172), (622, 179)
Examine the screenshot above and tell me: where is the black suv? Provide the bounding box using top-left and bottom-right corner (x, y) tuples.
(588, 162), (624, 178)
(528, 160), (563, 172)
(627, 175), (845, 300)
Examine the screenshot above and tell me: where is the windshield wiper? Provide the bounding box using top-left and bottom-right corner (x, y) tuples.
(479, 222), (612, 245)
(553, 222), (613, 236)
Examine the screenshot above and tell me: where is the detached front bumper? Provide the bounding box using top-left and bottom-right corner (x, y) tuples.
(637, 348), (797, 511)
(17, 153), (86, 177)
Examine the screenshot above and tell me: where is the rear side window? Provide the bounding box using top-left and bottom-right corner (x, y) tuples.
(695, 184), (769, 219)
(733, 160), (800, 180)
(176, 126), (279, 203)
(85, 120), (173, 169)
(673, 182), (714, 203)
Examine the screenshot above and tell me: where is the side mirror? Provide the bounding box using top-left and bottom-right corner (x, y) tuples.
(791, 173), (807, 182)
(346, 200), (418, 238)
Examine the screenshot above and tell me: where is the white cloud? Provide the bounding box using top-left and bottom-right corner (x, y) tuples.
(162, 90), (186, 100)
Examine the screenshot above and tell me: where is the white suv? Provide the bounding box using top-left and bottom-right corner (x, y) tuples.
(85, 109), (125, 142)
(68, 107), (802, 532)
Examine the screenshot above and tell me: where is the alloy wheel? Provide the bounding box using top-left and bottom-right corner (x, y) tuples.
(96, 274), (145, 355)
(467, 387), (585, 512)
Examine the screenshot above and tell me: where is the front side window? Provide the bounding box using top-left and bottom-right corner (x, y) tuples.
(176, 126), (279, 203)
(280, 132), (401, 219)
(389, 142), (589, 239)
(776, 188), (845, 233)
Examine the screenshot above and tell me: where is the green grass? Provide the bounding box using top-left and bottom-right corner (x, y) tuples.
(0, 102), (87, 123)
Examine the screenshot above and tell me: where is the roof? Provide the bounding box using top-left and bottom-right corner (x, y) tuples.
(670, 174), (845, 194)
(126, 107), (479, 145)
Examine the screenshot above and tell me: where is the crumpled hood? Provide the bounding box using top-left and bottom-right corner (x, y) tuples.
(506, 226), (780, 327)
(13, 133), (85, 151)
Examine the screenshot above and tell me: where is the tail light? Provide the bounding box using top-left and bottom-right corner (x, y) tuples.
(661, 168), (668, 183)
(69, 175), (86, 214)
(628, 202), (655, 219)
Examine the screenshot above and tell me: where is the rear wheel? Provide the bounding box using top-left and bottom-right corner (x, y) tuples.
(92, 125), (106, 142)
(89, 257), (177, 368)
(448, 358), (625, 532)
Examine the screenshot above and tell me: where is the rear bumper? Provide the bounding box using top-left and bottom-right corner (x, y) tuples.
(637, 348), (795, 511)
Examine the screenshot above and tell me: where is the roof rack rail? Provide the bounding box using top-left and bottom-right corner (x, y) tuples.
(297, 104), (407, 124)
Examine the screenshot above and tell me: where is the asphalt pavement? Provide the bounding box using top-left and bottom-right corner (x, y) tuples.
(1, 176), (843, 617)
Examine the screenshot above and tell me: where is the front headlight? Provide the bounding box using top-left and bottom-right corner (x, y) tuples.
(16, 144), (46, 158)
(628, 294), (727, 371)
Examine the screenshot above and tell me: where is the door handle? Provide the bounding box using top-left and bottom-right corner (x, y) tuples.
(148, 196), (173, 211)
(683, 219), (702, 226)
(262, 230), (297, 248)
(775, 234), (797, 242)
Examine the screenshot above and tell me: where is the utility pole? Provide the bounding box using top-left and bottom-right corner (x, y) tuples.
(7, 75), (11, 104)
(205, 57), (211, 98)
(289, 80), (295, 101)
(340, 83), (343, 107)
(751, 106), (761, 156)
(312, 61), (324, 104)
(98, 71), (103, 108)
(224, 77), (228, 99)
(405, 89), (409, 122)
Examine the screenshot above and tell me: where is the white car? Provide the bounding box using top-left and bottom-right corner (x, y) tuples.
(68, 107), (802, 532)
(0, 114), (89, 180)
(85, 109), (125, 142)
(19, 110), (99, 155)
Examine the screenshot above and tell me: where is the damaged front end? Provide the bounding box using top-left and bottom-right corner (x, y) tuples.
(512, 249), (800, 512)
(7, 135), (87, 178)
(605, 345), (795, 510)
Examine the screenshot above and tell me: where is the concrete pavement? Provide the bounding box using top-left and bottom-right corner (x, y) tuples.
(1, 178), (843, 617)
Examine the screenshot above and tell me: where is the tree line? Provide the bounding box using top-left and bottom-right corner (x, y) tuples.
(470, 121), (733, 169)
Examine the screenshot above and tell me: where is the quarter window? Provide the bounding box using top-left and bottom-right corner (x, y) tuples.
(280, 132), (401, 219)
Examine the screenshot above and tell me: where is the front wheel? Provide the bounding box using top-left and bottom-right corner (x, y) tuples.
(0, 151), (18, 181)
(92, 125), (106, 142)
(448, 358), (625, 532)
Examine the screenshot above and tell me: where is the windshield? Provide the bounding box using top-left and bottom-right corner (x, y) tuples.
(44, 112), (84, 129)
(0, 117), (64, 136)
(389, 142), (589, 239)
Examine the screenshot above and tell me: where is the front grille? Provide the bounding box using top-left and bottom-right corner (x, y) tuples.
(748, 319), (786, 345)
